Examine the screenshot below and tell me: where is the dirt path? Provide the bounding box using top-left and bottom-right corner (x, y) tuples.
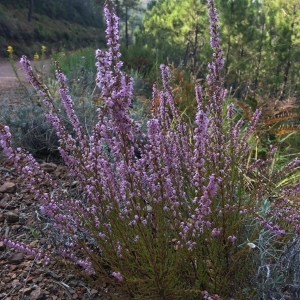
(0, 58), (51, 89)
(0, 59), (51, 108)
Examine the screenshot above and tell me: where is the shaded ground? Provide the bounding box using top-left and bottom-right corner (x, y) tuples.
(0, 61), (127, 299)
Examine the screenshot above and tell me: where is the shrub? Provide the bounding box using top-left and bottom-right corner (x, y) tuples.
(1, 0), (300, 299)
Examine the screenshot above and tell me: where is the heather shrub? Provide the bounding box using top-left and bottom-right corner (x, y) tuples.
(1, 1), (300, 299)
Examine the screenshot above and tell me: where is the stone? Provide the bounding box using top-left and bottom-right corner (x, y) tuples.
(30, 240), (39, 247)
(9, 252), (24, 264)
(9, 265), (18, 271)
(91, 289), (98, 295)
(21, 287), (32, 295)
(5, 211), (19, 223)
(24, 194), (35, 201)
(11, 279), (21, 287)
(0, 197), (16, 209)
(11, 224), (21, 230)
(0, 182), (16, 193)
(30, 288), (46, 300)
(0, 241), (5, 251)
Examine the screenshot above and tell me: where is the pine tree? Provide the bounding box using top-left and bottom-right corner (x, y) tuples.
(139, 0), (209, 76)
(263, 0), (300, 98)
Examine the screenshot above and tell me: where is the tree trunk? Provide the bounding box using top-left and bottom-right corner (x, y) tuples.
(28, 0), (34, 22)
(125, 5), (129, 49)
(279, 5), (296, 100)
(254, 23), (265, 90)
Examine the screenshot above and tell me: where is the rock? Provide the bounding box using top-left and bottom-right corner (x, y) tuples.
(21, 287), (33, 295)
(9, 265), (18, 271)
(24, 194), (35, 201)
(0, 200), (14, 210)
(0, 214), (4, 222)
(2, 277), (11, 283)
(91, 289), (98, 295)
(0, 182), (16, 193)
(0, 196), (16, 209)
(9, 252), (24, 264)
(11, 224), (21, 230)
(30, 288), (46, 300)
(0, 242), (4, 251)
(5, 212), (19, 223)
(40, 163), (57, 172)
(11, 279), (21, 287)
(30, 240), (39, 247)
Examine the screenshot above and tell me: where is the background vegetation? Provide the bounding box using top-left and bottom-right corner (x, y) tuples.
(0, 0), (106, 57)
(138, 0), (300, 101)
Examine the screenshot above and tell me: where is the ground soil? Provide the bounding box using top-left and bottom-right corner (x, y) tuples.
(0, 61), (128, 300)
(0, 59), (49, 109)
(0, 59), (35, 88)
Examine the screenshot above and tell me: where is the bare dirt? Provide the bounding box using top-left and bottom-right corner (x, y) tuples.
(0, 59), (37, 89)
(0, 61), (126, 299)
(0, 59), (51, 109)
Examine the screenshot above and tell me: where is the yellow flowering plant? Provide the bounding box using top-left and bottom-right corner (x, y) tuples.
(7, 46), (19, 82)
(7, 45), (13, 54)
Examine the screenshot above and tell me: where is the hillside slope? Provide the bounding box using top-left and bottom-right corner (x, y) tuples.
(0, 4), (106, 59)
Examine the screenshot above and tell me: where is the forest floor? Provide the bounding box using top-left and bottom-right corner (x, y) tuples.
(0, 61), (127, 300)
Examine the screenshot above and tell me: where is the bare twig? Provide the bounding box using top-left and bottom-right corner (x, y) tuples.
(48, 279), (73, 299)
(0, 286), (17, 300)
(20, 254), (38, 300)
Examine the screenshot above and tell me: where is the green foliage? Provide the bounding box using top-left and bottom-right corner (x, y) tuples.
(29, 225), (41, 237)
(137, 0), (300, 163)
(0, 98), (59, 159)
(1, 0), (104, 28)
(121, 43), (158, 75)
(137, 0), (210, 72)
(50, 48), (96, 88)
(139, 0), (300, 100)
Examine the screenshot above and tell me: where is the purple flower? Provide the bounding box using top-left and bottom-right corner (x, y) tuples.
(228, 235), (237, 243)
(112, 271), (123, 282)
(212, 228), (221, 237)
